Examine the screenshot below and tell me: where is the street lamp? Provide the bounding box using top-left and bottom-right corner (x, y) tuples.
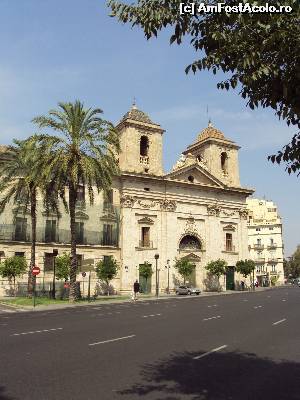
(165, 259), (170, 294)
(155, 253), (159, 298)
(52, 249), (58, 299)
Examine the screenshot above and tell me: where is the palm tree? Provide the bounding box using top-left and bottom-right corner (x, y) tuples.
(0, 139), (42, 296)
(31, 100), (120, 301)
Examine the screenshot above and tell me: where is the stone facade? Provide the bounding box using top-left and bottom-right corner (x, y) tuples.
(246, 198), (284, 286)
(0, 105), (255, 295)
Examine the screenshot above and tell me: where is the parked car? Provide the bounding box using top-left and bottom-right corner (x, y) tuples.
(175, 285), (201, 295)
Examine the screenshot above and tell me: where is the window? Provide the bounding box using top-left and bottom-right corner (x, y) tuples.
(225, 233), (233, 251)
(102, 224), (113, 246)
(271, 265), (276, 272)
(14, 217), (27, 241)
(221, 152), (228, 173)
(103, 189), (113, 211)
(103, 255), (112, 265)
(15, 252), (25, 257)
(256, 228), (261, 231)
(140, 136), (149, 156)
(77, 185), (85, 202)
(269, 227), (274, 230)
(257, 238), (261, 245)
(188, 175), (194, 183)
(75, 222), (84, 244)
(44, 253), (54, 272)
(144, 187), (150, 191)
(45, 220), (57, 243)
(141, 227), (150, 247)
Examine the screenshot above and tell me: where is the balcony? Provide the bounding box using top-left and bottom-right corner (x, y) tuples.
(140, 156), (149, 165)
(138, 240), (153, 249)
(254, 258), (265, 264)
(267, 258), (279, 264)
(223, 245), (236, 253)
(253, 244), (264, 250)
(267, 243), (277, 250)
(0, 224), (119, 247)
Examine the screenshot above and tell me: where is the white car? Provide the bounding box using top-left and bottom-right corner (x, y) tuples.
(175, 285), (201, 295)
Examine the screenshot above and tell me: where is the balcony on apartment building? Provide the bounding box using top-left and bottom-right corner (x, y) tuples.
(254, 258), (265, 264)
(267, 257), (279, 264)
(267, 243), (278, 250)
(253, 244), (264, 250)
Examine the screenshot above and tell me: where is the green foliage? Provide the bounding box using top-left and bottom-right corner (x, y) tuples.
(31, 100), (120, 301)
(205, 259), (227, 278)
(0, 256), (27, 281)
(284, 245), (300, 278)
(139, 262), (153, 281)
(174, 258), (195, 283)
(55, 253), (71, 281)
(95, 257), (119, 286)
(108, 0), (300, 172)
(270, 275), (279, 286)
(235, 259), (255, 278)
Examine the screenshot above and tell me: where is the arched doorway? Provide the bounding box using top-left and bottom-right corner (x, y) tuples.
(179, 235), (201, 251)
(178, 235), (202, 286)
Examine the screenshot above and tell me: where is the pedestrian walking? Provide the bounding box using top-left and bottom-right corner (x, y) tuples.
(241, 280), (245, 291)
(133, 279), (140, 301)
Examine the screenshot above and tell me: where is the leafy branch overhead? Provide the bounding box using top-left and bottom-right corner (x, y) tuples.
(108, 0), (300, 172)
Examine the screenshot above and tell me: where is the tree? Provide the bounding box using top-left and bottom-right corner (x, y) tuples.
(174, 258), (195, 284)
(55, 253), (71, 281)
(0, 139), (46, 296)
(284, 246), (300, 278)
(95, 257), (119, 295)
(0, 256), (27, 296)
(108, 0), (300, 171)
(236, 259), (255, 287)
(31, 100), (120, 301)
(139, 262), (153, 293)
(205, 259), (227, 290)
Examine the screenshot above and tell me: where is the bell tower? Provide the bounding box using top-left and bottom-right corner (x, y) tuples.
(115, 103), (164, 176)
(183, 121), (241, 187)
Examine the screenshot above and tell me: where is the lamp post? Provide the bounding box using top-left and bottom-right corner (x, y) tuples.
(155, 253), (159, 298)
(52, 249), (58, 299)
(165, 259), (170, 294)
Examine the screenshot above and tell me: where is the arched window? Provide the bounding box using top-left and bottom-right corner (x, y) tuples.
(221, 152), (228, 172)
(140, 136), (149, 156)
(179, 235), (201, 251)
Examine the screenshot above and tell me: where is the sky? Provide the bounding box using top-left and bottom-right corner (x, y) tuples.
(0, 0), (299, 256)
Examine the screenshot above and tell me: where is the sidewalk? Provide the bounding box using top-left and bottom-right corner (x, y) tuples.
(0, 286), (275, 313)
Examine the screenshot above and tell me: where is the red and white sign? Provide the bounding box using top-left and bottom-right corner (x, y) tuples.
(32, 266), (40, 276)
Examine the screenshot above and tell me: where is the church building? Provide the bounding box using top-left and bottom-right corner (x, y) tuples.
(0, 104), (254, 295)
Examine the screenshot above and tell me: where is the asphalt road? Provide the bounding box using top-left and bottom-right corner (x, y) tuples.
(0, 286), (299, 400)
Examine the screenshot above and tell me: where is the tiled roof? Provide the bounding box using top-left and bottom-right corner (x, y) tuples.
(197, 121), (228, 142)
(121, 104), (158, 125)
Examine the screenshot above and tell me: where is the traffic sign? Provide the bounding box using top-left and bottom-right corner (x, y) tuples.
(32, 266), (40, 276)
(82, 272), (86, 278)
(64, 282), (70, 289)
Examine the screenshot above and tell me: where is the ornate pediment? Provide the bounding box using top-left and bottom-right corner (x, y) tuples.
(121, 195), (136, 208)
(223, 224), (236, 231)
(159, 199), (177, 212)
(239, 208), (249, 220)
(75, 211), (89, 220)
(180, 253), (202, 262)
(12, 205), (31, 216)
(138, 216), (155, 225)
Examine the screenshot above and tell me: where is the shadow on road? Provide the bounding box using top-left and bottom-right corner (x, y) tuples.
(118, 350), (300, 400)
(0, 386), (14, 400)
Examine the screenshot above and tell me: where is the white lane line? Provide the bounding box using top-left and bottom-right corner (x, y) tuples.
(203, 316), (221, 321)
(12, 327), (63, 336)
(282, 299), (286, 302)
(89, 334), (136, 346)
(194, 345), (227, 360)
(254, 305), (263, 309)
(142, 313), (161, 318)
(243, 299), (248, 302)
(273, 318), (286, 326)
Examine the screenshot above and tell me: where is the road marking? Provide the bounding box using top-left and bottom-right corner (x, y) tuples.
(142, 313), (161, 318)
(12, 327), (63, 336)
(282, 299), (286, 302)
(194, 345), (227, 360)
(203, 316), (221, 321)
(254, 305), (263, 309)
(272, 318), (286, 326)
(243, 299), (248, 302)
(89, 334), (136, 346)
